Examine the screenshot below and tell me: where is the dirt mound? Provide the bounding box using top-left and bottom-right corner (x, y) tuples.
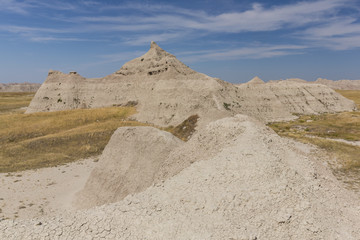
(0, 82), (40, 92)
(2, 115), (359, 239)
(26, 42), (356, 126)
(315, 78), (360, 90)
(75, 127), (183, 209)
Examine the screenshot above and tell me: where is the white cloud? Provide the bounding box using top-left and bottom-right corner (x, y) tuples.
(178, 45), (307, 62)
(300, 17), (360, 50)
(0, 0), (78, 14)
(1, 0), (360, 53)
(124, 32), (188, 45)
(0, 0), (31, 14)
(70, 0), (349, 33)
(100, 51), (145, 63)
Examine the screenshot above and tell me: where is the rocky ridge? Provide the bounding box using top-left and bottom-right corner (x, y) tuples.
(26, 42), (356, 126)
(315, 78), (360, 90)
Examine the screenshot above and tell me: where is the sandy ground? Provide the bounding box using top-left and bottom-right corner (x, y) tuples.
(1, 115), (360, 239)
(0, 157), (98, 220)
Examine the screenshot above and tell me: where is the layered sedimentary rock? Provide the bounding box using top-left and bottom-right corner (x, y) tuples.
(0, 82), (40, 92)
(315, 78), (360, 90)
(26, 42), (356, 126)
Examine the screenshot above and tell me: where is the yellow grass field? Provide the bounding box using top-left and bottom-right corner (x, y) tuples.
(0, 92), (35, 114)
(0, 105), (146, 172)
(336, 90), (360, 107)
(0, 93), (198, 173)
(268, 90), (360, 171)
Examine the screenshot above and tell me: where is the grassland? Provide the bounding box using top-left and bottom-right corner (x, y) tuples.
(0, 104), (147, 172)
(0, 92), (199, 173)
(268, 90), (360, 172)
(336, 90), (360, 107)
(0, 92), (35, 114)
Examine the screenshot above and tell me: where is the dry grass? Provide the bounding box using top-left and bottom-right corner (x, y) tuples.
(268, 90), (360, 171)
(0, 106), (146, 172)
(336, 90), (360, 107)
(270, 112), (360, 141)
(0, 92), (199, 173)
(164, 115), (199, 141)
(0, 92), (35, 114)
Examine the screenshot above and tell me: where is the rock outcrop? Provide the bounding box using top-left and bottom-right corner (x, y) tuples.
(26, 42), (357, 126)
(0, 82), (40, 92)
(246, 76), (265, 85)
(315, 78), (360, 90)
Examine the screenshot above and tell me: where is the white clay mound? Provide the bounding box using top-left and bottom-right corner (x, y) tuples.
(2, 115), (360, 239)
(75, 127), (183, 209)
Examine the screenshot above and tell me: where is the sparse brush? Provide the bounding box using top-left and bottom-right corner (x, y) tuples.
(268, 90), (360, 176)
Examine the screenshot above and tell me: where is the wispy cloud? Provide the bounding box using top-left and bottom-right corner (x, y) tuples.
(123, 32), (188, 46)
(100, 51), (146, 63)
(0, 0), (32, 14)
(178, 45), (307, 62)
(70, 0), (349, 33)
(0, 0), (77, 14)
(29, 36), (91, 42)
(0, 25), (66, 34)
(300, 17), (360, 50)
(1, 0), (359, 55)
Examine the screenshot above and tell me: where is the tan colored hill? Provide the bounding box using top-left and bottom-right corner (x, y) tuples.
(246, 76), (265, 84)
(26, 42), (356, 126)
(2, 115), (359, 239)
(285, 78), (307, 83)
(0, 82), (40, 92)
(75, 127), (183, 209)
(315, 78), (360, 90)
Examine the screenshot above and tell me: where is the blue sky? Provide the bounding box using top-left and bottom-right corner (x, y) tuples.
(1, 0), (360, 83)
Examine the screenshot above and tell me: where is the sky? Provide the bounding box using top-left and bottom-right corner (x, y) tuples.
(1, 0), (360, 84)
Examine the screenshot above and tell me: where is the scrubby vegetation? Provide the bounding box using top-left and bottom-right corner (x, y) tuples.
(268, 90), (360, 172)
(165, 115), (199, 141)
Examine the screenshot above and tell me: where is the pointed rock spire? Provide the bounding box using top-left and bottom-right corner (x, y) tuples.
(150, 41), (160, 49)
(114, 41), (196, 77)
(248, 76), (265, 84)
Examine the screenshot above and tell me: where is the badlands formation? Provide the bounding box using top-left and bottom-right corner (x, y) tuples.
(314, 78), (360, 90)
(1, 42), (360, 239)
(26, 42), (355, 126)
(0, 82), (40, 92)
(268, 78), (360, 90)
(1, 115), (360, 239)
